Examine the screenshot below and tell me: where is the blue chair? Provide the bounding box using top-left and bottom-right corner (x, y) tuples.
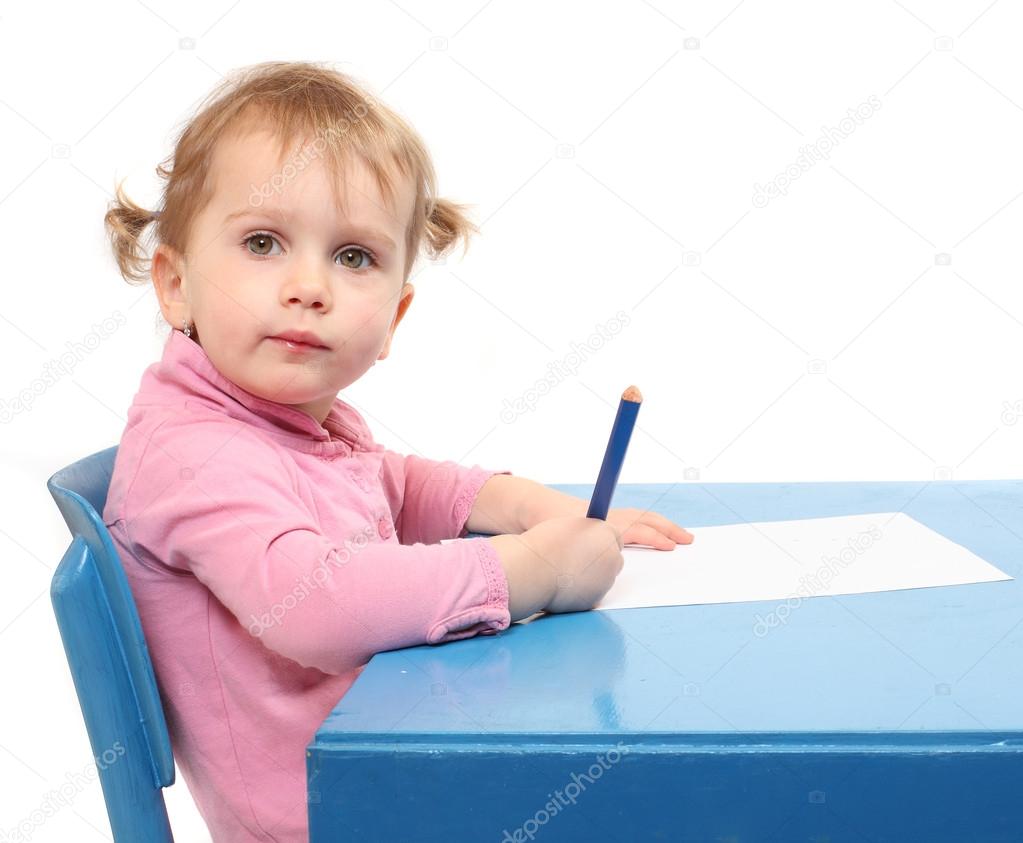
(47, 446), (176, 842)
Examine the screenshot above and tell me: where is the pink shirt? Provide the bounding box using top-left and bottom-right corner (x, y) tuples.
(102, 329), (512, 841)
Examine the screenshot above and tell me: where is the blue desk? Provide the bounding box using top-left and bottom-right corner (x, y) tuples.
(307, 480), (1023, 841)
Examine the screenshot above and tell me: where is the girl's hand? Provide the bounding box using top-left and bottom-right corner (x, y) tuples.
(605, 507), (694, 551)
(489, 516), (625, 618)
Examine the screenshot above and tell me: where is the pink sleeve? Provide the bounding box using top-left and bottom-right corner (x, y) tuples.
(377, 450), (514, 545)
(120, 419), (511, 676)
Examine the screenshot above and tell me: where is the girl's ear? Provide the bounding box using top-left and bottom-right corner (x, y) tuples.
(378, 282), (415, 361)
(152, 244), (190, 328)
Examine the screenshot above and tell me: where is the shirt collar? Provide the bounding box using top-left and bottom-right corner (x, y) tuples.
(137, 329), (380, 458)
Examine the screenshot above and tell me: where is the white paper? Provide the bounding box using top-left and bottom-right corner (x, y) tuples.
(592, 511), (1012, 611)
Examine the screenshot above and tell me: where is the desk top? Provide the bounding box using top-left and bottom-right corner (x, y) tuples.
(313, 480), (1023, 749)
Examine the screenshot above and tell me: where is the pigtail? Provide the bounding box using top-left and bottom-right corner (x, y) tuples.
(104, 177), (160, 285)
(422, 197), (479, 262)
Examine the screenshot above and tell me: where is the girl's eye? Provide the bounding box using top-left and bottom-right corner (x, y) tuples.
(245, 232), (281, 257)
(242, 232), (376, 270)
(336, 247), (375, 270)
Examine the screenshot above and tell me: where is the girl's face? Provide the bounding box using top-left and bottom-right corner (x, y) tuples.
(152, 128), (416, 425)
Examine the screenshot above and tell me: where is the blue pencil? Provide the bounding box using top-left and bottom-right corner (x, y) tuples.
(586, 385), (643, 520)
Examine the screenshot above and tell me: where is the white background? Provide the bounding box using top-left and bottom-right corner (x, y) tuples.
(4, 0), (1023, 839)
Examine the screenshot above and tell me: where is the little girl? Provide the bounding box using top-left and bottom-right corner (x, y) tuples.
(101, 60), (692, 842)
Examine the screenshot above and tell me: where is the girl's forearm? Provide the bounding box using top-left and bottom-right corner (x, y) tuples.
(467, 474), (587, 535)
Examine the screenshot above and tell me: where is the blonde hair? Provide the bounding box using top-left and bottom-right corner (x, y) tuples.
(104, 60), (478, 297)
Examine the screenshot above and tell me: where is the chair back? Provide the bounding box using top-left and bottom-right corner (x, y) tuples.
(48, 445), (175, 842)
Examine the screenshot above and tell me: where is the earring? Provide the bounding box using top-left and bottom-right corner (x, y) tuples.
(183, 319), (192, 339)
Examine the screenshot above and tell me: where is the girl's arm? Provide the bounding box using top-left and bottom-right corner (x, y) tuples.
(467, 475), (694, 549)
(466, 474), (587, 534)
(122, 419), (510, 676)
(375, 450), (514, 544)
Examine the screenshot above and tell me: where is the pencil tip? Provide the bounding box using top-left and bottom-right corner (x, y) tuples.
(622, 385), (642, 402)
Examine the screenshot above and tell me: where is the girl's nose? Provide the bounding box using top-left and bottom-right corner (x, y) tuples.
(282, 272), (331, 311)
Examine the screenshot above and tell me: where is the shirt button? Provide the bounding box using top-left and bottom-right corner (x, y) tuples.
(377, 517), (393, 540)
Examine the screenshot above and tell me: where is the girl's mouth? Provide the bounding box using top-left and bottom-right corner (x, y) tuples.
(268, 337), (327, 353)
